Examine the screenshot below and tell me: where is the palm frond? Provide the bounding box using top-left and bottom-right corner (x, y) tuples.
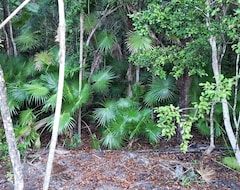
(8, 84), (27, 105)
(91, 68), (116, 93)
(19, 108), (36, 126)
(144, 76), (177, 106)
(116, 98), (139, 109)
(93, 101), (117, 126)
(42, 93), (57, 112)
(71, 83), (91, 113)
(143, 123), (162, 145)
(97, 31), (116, 53)
(15, 32), (39, 52)
(8, 99), (20, 115)
(40, 73), (58, 92)
(47, 112), (76, 134)
(126, 31), (153, 54)
(23, 82), (49, 104)
(34, 51), (54, 71)
(101, 129), (124, 149)
(123, 108), (141, 123)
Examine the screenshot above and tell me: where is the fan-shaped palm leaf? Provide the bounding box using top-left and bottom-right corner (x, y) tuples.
(8, 83), (27, 106)
(19, 108), (36, 126)
(47, 112), (75, 134)
(34, 51), (54, 71)
(126, 31), (153, 54)
(40, 73), (58, 92)
(123, 108), (141, 123)
(8, 99), (20, 115)
(91, 68), (116, 93)
(15, 32), (39, 52)
(116, 98), (139, 110)
(42, 93), (57, 112)
(93, 101), (117, 126)
(101, 129), (124, 149)
(23, 82), (49, 104)
(97, 31), (116, 53)
(144, 76), (177, 106)
(143, 123), (161, 145)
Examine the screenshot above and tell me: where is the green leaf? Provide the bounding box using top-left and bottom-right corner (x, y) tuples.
(15, 32), (39, 51)
(71, 83), (91, 113)
(91, 68), (115, 93)
(126, 31), (153, 53)
(26, 3), (40, 13)
(144, 76), (176, 106)
(101, 130), (123, 149)
(19, 108), (36, 126)
(43, 93), (57, 112)
(34, 51), (54, 71)
(93, 101), (117, 125)
(24, 82), (49, 104)
(97, 31), (116, 53)
(222, 157), (240, 171)
(47, 112), (75, 134)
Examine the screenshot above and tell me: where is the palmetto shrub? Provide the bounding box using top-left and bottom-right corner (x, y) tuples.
(1, 51), (116, 149)
(93, 98), (161, 149)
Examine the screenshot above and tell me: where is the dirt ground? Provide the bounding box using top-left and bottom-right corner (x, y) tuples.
(1, 134), (240, 190)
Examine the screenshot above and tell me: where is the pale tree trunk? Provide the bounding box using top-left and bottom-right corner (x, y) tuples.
(0, 1), (34, 189)
(0, 66), (24, 190)
(233, 54), (240, 143)
(205, 101), (216, 154)
(78, 12), (84, 139)
(206, 0), (240, 164)
(43, 0), (66, 189)
(0, 0), (32, 30)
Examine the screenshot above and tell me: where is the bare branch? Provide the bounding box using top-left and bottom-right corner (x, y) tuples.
(0, 0), (32, 30)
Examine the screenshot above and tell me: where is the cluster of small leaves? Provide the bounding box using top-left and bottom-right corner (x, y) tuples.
(179, 116), (194, 152)
(128, 1), (209, 80)
(128, 47), (167, 78)
(195, 75), (234, 119)
(155, 104), (195, 152)
(226, 5), (240, 54)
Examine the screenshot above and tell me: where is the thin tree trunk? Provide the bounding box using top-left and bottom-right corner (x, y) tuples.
(0, 66), (24, 190)
(78, 12), (84, 139)
(206, 0), (240, 164)
(127, 62), (133, 97)
(1, 0), (17, 55)
(233, 54), (240, 142)
(205, 101), (216, 154)
(43, 0), (66, 189)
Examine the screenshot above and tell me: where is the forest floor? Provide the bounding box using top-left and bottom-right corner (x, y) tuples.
(1, 131), (240, 190)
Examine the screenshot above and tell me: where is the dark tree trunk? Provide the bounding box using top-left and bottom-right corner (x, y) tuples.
(127, 63), (133, 97)
(176, 68), (192, 143)
(1, 0), (17, 56)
